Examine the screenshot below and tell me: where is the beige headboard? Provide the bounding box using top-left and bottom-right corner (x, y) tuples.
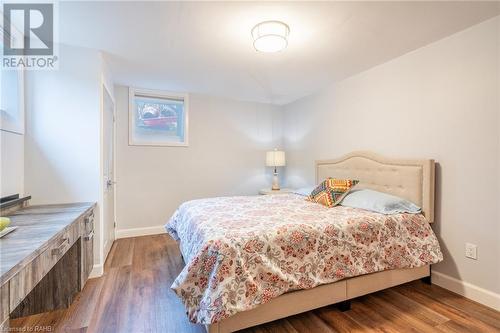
(316, 151), (435, 222)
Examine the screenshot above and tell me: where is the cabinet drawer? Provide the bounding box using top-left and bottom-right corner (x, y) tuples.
(9, 222), (80, 311)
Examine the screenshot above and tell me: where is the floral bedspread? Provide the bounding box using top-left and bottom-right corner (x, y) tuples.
(166, 194), (443, 324)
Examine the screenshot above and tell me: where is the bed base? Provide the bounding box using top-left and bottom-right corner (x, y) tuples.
(338, 300), (351, 312)
(205, 265), (430, 333)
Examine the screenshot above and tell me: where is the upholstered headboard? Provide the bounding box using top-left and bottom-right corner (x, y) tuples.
(316, 151), (435, 222)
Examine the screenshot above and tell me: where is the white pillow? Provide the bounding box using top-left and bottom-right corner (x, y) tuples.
(340, 189), (421, 214)
(293, 186), (316, 196)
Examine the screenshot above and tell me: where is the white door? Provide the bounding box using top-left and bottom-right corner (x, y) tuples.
(103, 87), (115, 259)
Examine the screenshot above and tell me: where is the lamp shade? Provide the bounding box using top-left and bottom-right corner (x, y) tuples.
(266, 150), (286, 167)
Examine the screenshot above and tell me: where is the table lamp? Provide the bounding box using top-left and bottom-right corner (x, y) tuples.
(266, 149), (286, 190)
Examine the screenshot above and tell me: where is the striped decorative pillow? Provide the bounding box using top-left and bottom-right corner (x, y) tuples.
(308, 178), (359, 208)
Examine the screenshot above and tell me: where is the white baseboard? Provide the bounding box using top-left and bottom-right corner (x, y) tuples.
(431, 271), (500, 311)
(89, 264), (103, 278)
(103, 239), (113, 261)
(115, 225), (166, 239)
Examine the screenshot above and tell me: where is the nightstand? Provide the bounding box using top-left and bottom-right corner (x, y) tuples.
(259, 188), (294, 195)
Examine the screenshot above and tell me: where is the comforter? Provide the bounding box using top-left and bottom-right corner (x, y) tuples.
(166, 194), (442, 324)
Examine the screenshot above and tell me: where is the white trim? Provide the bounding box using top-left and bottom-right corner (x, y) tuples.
(115, 225), (166, 239)
(431, 271), (500, 311)
(128, 87), (189, 147)
(101, 83), (116, 264)
(103, 238), (113, 261)
(96, 77), (107, 273)
(100, 70), (116, 105)
(89, 264), (104, 279)
(96, 77), (116, 278)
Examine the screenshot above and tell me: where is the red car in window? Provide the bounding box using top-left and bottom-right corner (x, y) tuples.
(139, 105), (177, 129)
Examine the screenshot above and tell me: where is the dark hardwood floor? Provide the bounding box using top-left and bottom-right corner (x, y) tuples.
(10, 234), (500, 333)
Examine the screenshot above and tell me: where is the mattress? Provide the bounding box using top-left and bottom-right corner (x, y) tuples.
(166, 193), (443, 324)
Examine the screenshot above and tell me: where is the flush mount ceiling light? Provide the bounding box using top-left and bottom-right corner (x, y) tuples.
(251, 20), (290, 53)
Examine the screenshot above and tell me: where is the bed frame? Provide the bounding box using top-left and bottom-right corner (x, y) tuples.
(206, 151), (435, 333)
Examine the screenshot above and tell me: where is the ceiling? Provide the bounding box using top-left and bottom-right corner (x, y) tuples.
(59, 1), (500, 105)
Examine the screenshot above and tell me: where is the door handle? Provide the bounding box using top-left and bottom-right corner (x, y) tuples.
(51, 238), (70, 256)
(106, 180), (116, 187)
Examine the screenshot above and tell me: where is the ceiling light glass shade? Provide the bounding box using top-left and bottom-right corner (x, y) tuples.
(252, 21), (290, 53)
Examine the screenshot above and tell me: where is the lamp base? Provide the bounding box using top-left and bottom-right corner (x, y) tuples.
(272, 172), (280, 190)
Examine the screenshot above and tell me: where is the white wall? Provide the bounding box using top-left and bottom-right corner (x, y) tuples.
(24, 44), (114, 273)
(25, 44), (101, 204)
(0, 131), (24, 197)
(283, 17), (500, 306)
(1, 65), (25, 198)
(115, 85), (282, 236)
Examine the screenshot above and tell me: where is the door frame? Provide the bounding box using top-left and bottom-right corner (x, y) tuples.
(98, 77), (117, 273)
(103, 84), (116, 260)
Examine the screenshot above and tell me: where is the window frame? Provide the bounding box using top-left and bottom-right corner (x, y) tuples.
(128, 87), (189, 147)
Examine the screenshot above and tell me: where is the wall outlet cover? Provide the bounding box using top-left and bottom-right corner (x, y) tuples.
(465, 243), (478, 260)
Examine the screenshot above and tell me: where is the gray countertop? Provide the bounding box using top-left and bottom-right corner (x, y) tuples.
(0, 202), (95, 285)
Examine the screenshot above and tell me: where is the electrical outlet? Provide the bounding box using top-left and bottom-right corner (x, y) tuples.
(465, 243), (478, 260)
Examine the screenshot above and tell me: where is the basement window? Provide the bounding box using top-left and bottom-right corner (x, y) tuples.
(129, 88), (188, 146)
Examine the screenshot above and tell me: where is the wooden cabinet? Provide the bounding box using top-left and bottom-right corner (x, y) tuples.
(0, 282), (8, 330)
(1, 203), (96, 321)
(9, 221), (80, 312)
(80, 210), (94, 288)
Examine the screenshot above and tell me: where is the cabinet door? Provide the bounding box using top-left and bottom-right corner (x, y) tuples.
(83, 234), (94, 282)
(80, 211), (94, 289)
(1, 282), (9, 331)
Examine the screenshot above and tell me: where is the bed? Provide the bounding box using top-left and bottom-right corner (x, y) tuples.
(166, 151), (443, 333)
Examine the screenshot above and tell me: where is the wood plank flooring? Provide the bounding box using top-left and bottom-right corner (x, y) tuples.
(10, 234), (500, 333)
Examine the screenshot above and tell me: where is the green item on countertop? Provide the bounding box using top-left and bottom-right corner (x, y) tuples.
(0, 217), (11, 231)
